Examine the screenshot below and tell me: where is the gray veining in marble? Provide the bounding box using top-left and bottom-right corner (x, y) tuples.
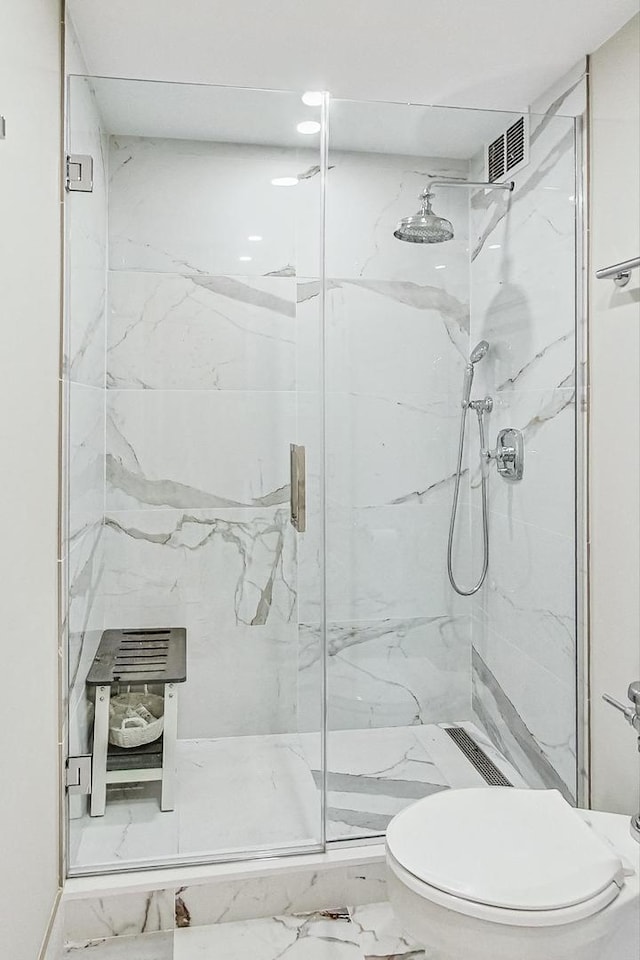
(107, 453), (289, 509)
(190, 275), (296, 317)
(471, 126), (575, 260)
(104, 507), (295, 627)
(472, 648), (574, 800)
(169, 902), (424, 960)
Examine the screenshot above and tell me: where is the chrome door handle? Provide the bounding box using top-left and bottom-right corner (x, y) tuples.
(290, 444), (306, 532)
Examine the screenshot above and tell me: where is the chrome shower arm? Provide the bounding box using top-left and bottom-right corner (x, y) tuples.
(423, 179), (515, 196)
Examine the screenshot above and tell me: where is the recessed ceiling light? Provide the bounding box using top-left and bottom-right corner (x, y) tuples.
(434, 264), (447, 270)
(296, 121), (321, 135)
(301, 91), (323, 106)
(248, 235), (263, 242)
(271, 177), (299, 187)
(239, 256), (252, 262)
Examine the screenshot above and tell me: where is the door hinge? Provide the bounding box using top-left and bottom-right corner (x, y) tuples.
(66, 154), (93, 193)
(65, 755), (92, 795)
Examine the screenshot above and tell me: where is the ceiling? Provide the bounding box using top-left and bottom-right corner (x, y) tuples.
(67, 0), (639, 112)
(85, 77), (520, 158)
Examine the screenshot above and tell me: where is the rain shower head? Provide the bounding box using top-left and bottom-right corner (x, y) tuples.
(470, 340), (489, 363)
(393, 190), (454, 244)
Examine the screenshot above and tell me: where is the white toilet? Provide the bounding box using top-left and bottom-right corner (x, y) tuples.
(386, 788), (640, 960)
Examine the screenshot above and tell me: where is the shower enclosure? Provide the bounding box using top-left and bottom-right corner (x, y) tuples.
(64, 76), (582, 874)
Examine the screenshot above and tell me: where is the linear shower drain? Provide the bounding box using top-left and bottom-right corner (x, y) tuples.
(444, 726), (513, 787)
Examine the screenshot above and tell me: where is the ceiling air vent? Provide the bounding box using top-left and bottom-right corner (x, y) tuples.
(486, 115), (529, 183)
(487, 133), (506, 183)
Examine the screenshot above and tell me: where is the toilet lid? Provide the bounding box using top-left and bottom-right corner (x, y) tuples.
(386, 788), (624, 912)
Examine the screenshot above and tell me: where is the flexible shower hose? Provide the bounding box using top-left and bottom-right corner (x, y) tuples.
(447, 404), (489, 596)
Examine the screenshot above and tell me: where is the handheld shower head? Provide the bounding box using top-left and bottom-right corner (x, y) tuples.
(462, 341), (490, 405)
(470, 340), (489, 364)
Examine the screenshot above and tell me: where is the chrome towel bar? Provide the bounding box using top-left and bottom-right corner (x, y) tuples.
(595, 256), (640, 287)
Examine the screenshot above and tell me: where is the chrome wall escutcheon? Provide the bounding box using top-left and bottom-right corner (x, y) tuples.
(290, 444), (306, 532)
(484, 428), (524, 481)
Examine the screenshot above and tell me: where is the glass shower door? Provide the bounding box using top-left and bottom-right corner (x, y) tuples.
(322, 96), (579, 841)
(64, 78), (326, 873)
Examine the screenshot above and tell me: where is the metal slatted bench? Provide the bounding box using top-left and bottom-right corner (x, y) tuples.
(86, 627), (187, 817)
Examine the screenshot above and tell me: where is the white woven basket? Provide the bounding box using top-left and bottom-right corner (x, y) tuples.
(108, 691), (165, 748)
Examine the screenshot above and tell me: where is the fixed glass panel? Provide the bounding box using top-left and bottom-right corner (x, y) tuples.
(324, 98), (578, 841)
(64, 77), (325, 873)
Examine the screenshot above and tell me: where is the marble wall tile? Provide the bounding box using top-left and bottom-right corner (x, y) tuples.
(323, 279), (468, 400)
(297, 278), (469, 426)
(64, 932), (174, 959)
(465, 386), (575, 540)
(325, 151), (469, 281)
(65, 890), (174, 944)
(68, 383), (105, 543)
(469, 117), (576, 398)
(473, 519), (576, 690)
(100, 507), (298, 738)
(108, 137), (321, 278)
(298, 494), (468, 624)
(101, 507), (296, 629)
(175, 863), (387, 927)
(471, 518), (576, 798)
(472, 644), (575, 800)
(325, 392), (462, 509)
(107, 272), (297, 391)
(468, 96), (577, 796)
(105, 389), (294, 511)
(297, 616), (470, 731)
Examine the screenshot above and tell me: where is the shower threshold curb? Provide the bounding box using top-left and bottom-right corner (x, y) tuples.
(63, 841), (386, 900)
(62, 843), (389, 945)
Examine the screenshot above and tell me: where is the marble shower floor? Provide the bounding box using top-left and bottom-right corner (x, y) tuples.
(64, 902), (424, 958)
(71, 721), (526, 872)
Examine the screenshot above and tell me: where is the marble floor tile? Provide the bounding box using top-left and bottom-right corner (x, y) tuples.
(71, 722), (525, 871)
(173, 904), (424, 960)
(349, 902), (423, 957)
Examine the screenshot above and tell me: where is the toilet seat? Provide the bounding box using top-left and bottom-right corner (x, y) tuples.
(386, 788), (626, 927)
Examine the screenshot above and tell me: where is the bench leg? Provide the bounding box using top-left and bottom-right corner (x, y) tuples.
(90, 685), (110, 817)
(161, 683), (178, 812)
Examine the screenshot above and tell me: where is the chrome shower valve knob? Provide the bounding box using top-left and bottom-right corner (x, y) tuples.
(483, 428), (524, 481)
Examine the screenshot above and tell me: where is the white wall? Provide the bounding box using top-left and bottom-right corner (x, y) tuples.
(0, 0), (62, 957)
(589, 13), (640, 815)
